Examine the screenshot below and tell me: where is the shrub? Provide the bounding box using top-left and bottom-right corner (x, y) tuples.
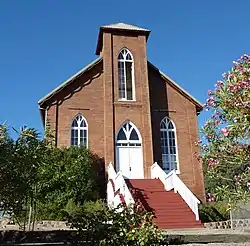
(68, 201), (167, 245)
(35, 146), (105, 220)
(199, 202), (230, 223)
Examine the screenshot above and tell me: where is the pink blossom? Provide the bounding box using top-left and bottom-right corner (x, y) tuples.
(194, 140), (202, 146)
(233, 61), (239, 66)
(221, 128), (229, 137)
(234, 175), (241, 185)
(208, 158), (219, 168)
(215, 120), (220, 125)
(206, 97), (215, 107)
(208, 90), (213, 96)
(216, 80), (224, 87)
(222, 72), (227, 78)
(241, 54), (249, 60)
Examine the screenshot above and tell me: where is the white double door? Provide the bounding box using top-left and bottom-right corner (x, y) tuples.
(116, 145), (144, 179)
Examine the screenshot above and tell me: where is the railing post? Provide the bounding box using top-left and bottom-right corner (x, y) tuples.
(195, 203), (199, 221)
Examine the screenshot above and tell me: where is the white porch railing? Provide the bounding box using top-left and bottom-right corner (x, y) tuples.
(107, 162), (135, 210)
(151, 162), (200, 221)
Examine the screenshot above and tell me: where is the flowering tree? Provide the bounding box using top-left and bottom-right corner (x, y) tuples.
(199, 54), (250, 204)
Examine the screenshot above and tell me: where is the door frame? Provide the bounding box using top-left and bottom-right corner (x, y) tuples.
(115, 121), (144, 179)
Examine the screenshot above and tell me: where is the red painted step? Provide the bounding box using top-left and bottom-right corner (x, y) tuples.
(126, 179), (203, 229)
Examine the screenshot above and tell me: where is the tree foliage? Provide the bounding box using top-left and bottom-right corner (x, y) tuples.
(199, 54), (250, 204)
(0, 124), (104, 225)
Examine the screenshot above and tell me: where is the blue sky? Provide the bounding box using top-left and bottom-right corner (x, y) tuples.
(0, 0), (250, 135)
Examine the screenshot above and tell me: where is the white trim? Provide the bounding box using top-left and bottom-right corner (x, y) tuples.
(116, 120), (142, 144)
(160, 117), (180, 173)
(107, 162), (135, 209)
(71, 114), (88, 148)
(118, 48), (136, 101)
(115, 121), (143, 175)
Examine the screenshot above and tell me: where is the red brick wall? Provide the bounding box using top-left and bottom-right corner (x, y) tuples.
(46, 62), (105, 158)
(44, 29), (204, 201)
(101, 31), (154, 177)
(148, 65), (205, 201)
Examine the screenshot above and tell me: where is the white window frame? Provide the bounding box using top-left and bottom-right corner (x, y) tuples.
(116, 121), (141, 147)
(118, 48), (136, 101)
(71, 115), (88, 148)
(160, 117), (180, 174)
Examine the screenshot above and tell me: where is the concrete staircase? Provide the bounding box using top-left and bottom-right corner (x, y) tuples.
(126, 179), (203, 229)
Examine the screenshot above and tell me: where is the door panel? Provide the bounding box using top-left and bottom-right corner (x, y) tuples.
(116, 147), (130, 179)
(129, 147), (144, 178)
(116, 146), (144, 179)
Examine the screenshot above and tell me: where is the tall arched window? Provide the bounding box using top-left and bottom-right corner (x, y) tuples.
(160, 117), (179, 172)
(71, 115), (88, 147)
(118, 49), (135, 101)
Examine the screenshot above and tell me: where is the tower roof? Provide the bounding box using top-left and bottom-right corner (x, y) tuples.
(96, 22), (151, 55)
(100, 23), (150, 32)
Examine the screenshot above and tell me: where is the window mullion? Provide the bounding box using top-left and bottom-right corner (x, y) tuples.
(132, 63), (134, 100)
(78, 126), (80, 146)
(167, 129), (171, 170)
(124, 61), (127, 100)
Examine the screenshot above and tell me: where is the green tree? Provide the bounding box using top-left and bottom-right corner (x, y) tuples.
(36, 146), (104, 220)
(199, 54), (250, 204)
(0, 123), (104, 227)
(0, 125), (46, 226)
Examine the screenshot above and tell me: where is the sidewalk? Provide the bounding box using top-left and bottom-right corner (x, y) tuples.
(165, 228), (250, 245)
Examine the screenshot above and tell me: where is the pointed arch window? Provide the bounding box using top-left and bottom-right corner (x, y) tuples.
(71, 115), (88, 147)
(160, 117), (179, 172)
(116, 121), (141, 147)
(118, 49), (135, 101)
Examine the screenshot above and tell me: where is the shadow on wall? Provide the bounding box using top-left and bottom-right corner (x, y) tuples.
(46, 62), (103, 109)
(91, 153), (106, 199)
(148, 63), (170, 167)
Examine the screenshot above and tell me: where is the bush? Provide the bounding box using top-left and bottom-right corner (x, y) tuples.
(199, 202), (230, 223)
(0, 124), (106, 228)
(68, 201), (167, 245)
(35, 146), (105, 220)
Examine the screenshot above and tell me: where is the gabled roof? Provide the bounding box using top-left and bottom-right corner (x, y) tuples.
(100, 23), (150, 32)
(96, 22), (151, 55)
(38, 56), (103, 106)
(38, 57), (202, 113)
(148, 61), (203, 111)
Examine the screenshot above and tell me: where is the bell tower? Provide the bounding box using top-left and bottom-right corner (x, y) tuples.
(96, 23), (154, 178)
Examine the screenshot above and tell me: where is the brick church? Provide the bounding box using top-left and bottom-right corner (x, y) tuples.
(38, 23), (205, 206)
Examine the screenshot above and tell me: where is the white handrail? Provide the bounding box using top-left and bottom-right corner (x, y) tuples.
(107, 162), (135, 210)
(151, 162), (200, 220)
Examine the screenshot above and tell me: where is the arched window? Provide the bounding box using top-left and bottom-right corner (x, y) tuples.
(118, 49), (135, 101)
(116, 121), (141, 146)
(71, 115), (88, 147)
(160, 117), (179, 172)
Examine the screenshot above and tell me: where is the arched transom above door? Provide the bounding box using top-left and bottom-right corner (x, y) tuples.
(116, 121), (141, 146)
(116, 121), (144, 179)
